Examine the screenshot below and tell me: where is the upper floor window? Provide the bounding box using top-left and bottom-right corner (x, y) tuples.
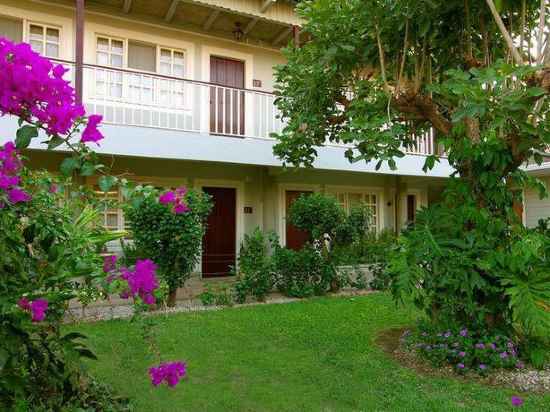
(96, 36), (124, 67)
(28, 23), (59, 58)
(0, 15), (23, 42)
(159, 48), (185, 77)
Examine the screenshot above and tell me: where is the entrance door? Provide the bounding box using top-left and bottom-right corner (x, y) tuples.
(285, 190), (312, 251)
(202, 187), (237, 277)
(210, 56), (245, 136)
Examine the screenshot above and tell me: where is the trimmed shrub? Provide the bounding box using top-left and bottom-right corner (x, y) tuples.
(233, 228), (278, 303)
(273, 245), (335, 297)
(124, 188), (212, 306)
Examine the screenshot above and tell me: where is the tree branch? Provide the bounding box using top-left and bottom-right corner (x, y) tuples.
(375, 25), (390, 93)
(485, 0), (524, 65)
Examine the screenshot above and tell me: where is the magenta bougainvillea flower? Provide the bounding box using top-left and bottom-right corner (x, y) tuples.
(81, 114), (104, 144)
(7, 187), (31, 203)
(0, 38), (103, 143)
(159, 191), (176, 205)
(511, 396), (524, 407)
(0, 141), (30, 204)
(18, 297), (48, 322)
(103, 254), (117, 273)
(158, 186), (190, 214)
(149, 361), (186, 388)
(119, 259), (159, 305)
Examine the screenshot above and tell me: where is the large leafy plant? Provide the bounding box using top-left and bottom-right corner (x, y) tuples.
(273, 0), (550, 354)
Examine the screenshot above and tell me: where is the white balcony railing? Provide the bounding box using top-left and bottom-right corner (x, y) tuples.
(55, 61), (436, 155)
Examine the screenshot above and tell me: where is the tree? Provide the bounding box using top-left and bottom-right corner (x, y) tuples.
(274, 0), (550, 345)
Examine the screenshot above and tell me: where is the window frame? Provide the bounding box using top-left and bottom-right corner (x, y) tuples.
(25, 21), (61, 58)
(327, 189), (381, 232)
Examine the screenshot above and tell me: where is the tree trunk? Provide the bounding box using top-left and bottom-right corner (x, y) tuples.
(167, 288), (178, 307)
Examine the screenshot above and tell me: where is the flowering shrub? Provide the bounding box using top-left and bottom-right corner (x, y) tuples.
(124, 186), (212, 306)
(0, 39), (186, 409)
(403, 325), (527, 375)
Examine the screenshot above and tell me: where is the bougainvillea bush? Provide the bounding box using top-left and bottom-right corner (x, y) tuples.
(0, 38), (187, 409)
(124, 186), (211, 306)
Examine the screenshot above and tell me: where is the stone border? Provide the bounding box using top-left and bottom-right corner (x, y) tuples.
(64, 289), (375, 323)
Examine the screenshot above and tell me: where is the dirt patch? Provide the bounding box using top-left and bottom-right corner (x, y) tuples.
(375, 327), (550, 394)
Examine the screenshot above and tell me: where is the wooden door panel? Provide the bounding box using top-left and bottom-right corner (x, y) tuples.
(202, 187), (236, 277)
(209, 56), (245, 136)
(285, 190), (312, 251)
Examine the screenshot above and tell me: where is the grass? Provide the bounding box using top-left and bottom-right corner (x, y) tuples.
(69, 293), (550, 411)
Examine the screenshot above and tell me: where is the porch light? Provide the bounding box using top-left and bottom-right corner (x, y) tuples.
(232, 22), (244, 41)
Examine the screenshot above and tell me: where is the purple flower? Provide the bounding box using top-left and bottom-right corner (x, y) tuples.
(18, 297), (48, 321)
(458, 351), (466, 357)
(444, 331), (452, 338)
(149, 361), (186, 388)
(475, 343), (485, 349)
(80, 114), (104, 144)
(30, 299), (48, 322)
(457, 363), (465, 369)
(159, 191), (176, 205)
(119, 259), (159, 305)
(103, 255), (117, 273)
(500, 352), (509, 359)
(511, 396), (523, 407)
(7, 187), (31, 203)
(516, 361), (525, 369)
(489, 343), (496, 350)
(459, 328), (468, 337)
(173, 201), (190, 214)
(507, 341), (515, 349)
(479, 364), (487, 370)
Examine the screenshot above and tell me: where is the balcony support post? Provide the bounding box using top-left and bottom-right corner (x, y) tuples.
(75, 0), (85, 105)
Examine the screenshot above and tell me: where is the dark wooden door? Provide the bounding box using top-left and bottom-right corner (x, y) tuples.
(202, 187), (237, 277)
(285, 190), (312, 251)
(210, 56), (245, 136)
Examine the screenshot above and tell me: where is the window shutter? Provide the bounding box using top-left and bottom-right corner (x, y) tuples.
(0, 16), (23, 42)
(128, 41), (156, 72)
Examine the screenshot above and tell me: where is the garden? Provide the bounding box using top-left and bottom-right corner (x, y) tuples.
(1, 0), (550, 410)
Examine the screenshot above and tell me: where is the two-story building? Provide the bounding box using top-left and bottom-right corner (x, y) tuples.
(0, 0), (452, 278)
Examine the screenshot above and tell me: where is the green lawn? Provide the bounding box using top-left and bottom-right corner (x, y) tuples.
(70, 293), (550, 411)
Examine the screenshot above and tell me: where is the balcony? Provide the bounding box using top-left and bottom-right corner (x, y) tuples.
(51, 60), (437, 156)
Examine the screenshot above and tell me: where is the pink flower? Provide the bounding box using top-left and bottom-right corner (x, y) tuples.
(80, 114), (104, 144)
(17, 297), (31, 311)
(149, 361), (186, 388)
(511, 396), (524, 407)
(7, 187), (31, 203)
(173, 201), (190, 214)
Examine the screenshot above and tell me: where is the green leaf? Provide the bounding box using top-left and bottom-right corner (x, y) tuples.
(98, 175), (117, 193)
(47, 136), (65, 150)
(15, 125), (38, 149)
(80, 162), (96, 177)
(60, 157), (80, 176)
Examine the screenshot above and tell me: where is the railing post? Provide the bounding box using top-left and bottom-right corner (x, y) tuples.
(75, 0), (85, 105)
